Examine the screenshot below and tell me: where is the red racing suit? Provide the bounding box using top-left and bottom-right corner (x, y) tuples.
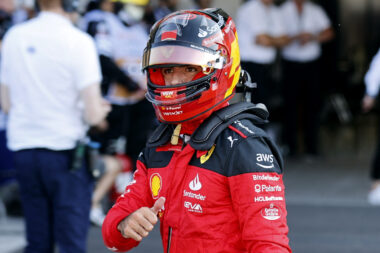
(102, 104), (291, 252)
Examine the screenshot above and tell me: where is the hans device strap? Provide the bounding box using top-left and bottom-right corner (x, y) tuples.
(146, 102), (269, 150)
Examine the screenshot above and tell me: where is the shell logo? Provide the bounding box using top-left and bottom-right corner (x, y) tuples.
(150, 173), (162, 199)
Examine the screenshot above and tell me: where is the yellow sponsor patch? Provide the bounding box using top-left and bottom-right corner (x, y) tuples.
(150, 173), (162, 199)
(200, 145), (216, 164)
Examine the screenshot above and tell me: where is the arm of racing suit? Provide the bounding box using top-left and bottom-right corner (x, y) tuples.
(227, 135), (291, 252)
(102, 153), (153, 252)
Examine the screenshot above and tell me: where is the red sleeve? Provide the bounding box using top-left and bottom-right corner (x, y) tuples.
(229, 172), (291, 252)
(228, 137), (291, 252)
(102, 160), (153, 252)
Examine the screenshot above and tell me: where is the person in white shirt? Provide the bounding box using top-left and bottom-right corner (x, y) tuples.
(279, 0), (334, 157)
(236, 0), (288, 107)
(362, 48), (380, 205)
(0, 0), (110, 252)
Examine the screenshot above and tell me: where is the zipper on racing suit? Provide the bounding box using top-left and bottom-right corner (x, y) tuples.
(166, 226), (172, 253)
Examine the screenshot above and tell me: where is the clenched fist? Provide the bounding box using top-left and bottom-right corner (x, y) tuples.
(117, 197), (165, 241)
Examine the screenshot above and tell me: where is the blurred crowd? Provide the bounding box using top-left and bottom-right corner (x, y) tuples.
(1, 0), (380, 249)
(0, 0), (217, 227)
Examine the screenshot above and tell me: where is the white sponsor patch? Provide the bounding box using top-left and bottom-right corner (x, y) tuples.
(184, 201), (203, 213)
(164, 105), (182, 110)
(253, 174), (280, 181)
(234, 120), (254, 134)
(254, 196), (283, 202)
(183, 190), (206, 201)
(189, 174), (202, 191)
(256, 154), (274, 169)
(163, 111), (183, 116)
(198, 28), (207, 37)
(161, 91), (174, 97)
(261, 204), (281, 220)
(254, 184), (282, 193)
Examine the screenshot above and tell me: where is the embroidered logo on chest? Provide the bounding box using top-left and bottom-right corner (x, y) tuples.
(200, 145), (216, 164)
(189, 173), (202, 191)
(150, 173), (162, 199)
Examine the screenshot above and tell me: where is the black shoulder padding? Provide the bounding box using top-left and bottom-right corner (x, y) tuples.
(146, 102), (268, 149)
(189, 102), (269, 150)
(146, 123), (173, 148)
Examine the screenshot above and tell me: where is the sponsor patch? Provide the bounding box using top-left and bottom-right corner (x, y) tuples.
(150, 173), (162, 199)
(189, 174), (202, 191)
(200, 145), (215, 164)
(183, 190), (206, 201)
(198, 28), (208, 37)
(256, 153), (274, 169)
(234, 120), (254, 134)
(261, 204), (281, 221)
(254, 184), (282, 193)
(252, 174), (280, 181)
(184, 201), (203, 213)
(254, 196), (283, 202)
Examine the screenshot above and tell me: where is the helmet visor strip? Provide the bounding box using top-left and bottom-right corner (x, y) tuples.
(142, 42), (225, 73)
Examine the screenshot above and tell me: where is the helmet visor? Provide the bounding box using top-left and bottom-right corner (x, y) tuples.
(142, 41), (224, 71)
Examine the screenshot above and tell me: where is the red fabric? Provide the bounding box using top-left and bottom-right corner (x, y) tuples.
(228, 125), (247, 138)
(149, 68), (165, 86)
(102, 145), (291, 253)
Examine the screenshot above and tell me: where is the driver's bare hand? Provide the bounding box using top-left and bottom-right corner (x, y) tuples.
(117, 197), (165, 241)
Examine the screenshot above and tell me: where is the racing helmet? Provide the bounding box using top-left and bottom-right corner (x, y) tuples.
(142, 8), (241, 123)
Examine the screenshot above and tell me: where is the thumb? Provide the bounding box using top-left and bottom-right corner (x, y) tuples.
(151, 197), (166, 215)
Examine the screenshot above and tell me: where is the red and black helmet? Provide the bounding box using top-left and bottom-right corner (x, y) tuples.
(142, 8), (241, 123)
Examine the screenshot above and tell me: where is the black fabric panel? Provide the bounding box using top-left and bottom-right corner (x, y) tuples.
(189, 119), (283, 177)
(139, 147), (174, 169)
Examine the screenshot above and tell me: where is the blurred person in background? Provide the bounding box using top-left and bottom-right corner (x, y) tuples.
(102, 8), (291, 253)
(80, 0), (144, 227)
(0, 0), (110, 252)
(362, 47), (380, 205)
(12, 0), (36, 24)
(0, 0), (13, 40)
(0, 0), (14, 221)
(279, 0), (334, 158)
(151, 0), (178, 22)
(236, 0), (288, 110)
(105, 0), (156, 172)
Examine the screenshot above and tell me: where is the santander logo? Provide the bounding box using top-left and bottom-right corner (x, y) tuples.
(189, 174), (202, 191)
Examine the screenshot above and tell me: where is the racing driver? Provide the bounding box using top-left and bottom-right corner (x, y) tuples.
(102, 8), (292, 253)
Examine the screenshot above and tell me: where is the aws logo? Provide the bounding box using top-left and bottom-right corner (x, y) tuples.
(150, 173), (162, 199)
(256, 153), (274, 169)
(200, 145), (216, 164)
